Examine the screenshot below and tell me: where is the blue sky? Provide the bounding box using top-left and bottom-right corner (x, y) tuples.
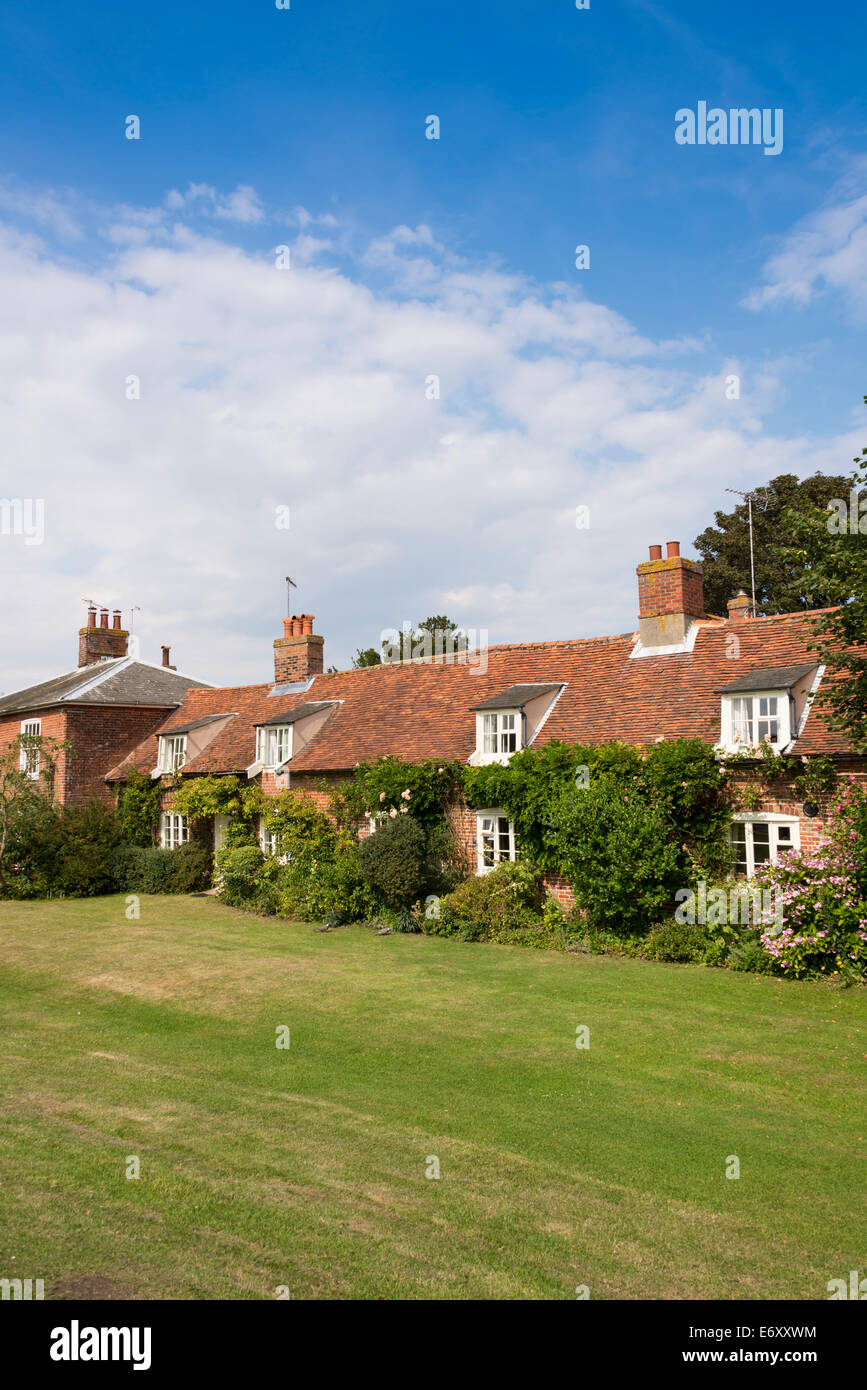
(1, 1), (866, 683)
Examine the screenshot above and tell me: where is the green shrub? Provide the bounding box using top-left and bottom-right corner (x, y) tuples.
(279, 843), (379, 924)
(642, 918), (710, 964)
(218, 846), (281, 914)
(0, 792), (60, 898)
(434, 861), (545, 942)
(50, 802), (121, 897)
(358, 814), (428, 909)
(727, 936), (776, 974)
(550, 772), (682, 935)
(169, 840), (212, 893)
(110, 846), (177, 894)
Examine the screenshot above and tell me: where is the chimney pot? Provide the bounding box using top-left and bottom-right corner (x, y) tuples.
(648, 544), (662, 561)
(666, 541), (680, 558)
(274, 607), (324, 684)
(161, 645), (171, 667)
(78, 605), (129, 666)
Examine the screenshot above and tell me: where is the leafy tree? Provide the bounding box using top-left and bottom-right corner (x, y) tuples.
(783, 417), (867, 751)
(352, 647), (381, 668)
(694, 472), (855, 615)
(0, 733), (63, 897)
(352, 614), (467, 667)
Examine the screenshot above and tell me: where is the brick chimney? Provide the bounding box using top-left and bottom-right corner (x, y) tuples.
(78, 607), (129, 667)
(636, 541), (705, 647)
(274, 613), (324, 683)
(727, 589), (753, 622)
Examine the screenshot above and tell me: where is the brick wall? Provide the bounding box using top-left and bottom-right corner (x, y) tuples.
(61, 706), (172, 805)
(0, 708), (68, 800)
(0, 704), (173, 806)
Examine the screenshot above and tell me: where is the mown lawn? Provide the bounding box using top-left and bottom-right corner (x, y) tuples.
(0, 894), (864, 1300)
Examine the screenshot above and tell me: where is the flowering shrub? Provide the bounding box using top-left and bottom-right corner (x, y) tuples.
(750, 777), (867, 981)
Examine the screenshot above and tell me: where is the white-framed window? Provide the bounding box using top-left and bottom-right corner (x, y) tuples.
(19, 718), (41, 779)
(476, 809), (516, 874)
(159, 734), (187, 772)
(476, 710), (520, 763)
(721, 691), (790, 752)
(259, 817), (282, 856)
(256, 725), (292, 768)
(730, 815), (800, 877)
(160, 812), (189, 849)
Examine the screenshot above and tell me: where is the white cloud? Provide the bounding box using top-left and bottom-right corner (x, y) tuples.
(0, 187), (859, 691)
(164, 182), (265, 224)
(744, 174), (867, 318)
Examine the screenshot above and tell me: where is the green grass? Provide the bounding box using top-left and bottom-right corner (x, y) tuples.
(0, 894), (864, 1300)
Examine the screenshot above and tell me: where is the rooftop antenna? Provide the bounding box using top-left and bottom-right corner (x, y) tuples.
(285, 574), (297, 616)
(725, 487), (757, 618)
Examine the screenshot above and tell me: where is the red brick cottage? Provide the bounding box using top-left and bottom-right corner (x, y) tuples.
(0, 608), (208, 804)
(105, 543), (865, 893)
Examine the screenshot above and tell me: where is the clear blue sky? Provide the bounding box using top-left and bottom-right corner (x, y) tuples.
(1, 1), (865, 680)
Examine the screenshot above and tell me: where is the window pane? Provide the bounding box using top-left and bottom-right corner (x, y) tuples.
(732, 697), (753, 743)
(729, 823), (748, 875)
(752, 822), (770, 865)
(777, 825), (791, 842)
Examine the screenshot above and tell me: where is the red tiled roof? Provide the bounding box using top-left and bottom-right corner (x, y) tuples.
(104, 610), (861, 785)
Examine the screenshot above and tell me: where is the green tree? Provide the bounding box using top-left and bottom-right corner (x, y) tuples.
(783, 415), (867, 751)
(352, 647), (381, 668)
(694, 472), (855, 615)
(352, 615), (467, 668)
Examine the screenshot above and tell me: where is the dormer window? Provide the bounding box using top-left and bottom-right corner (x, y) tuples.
(256, 725), (291, 769)
(715, 664), (817, 755)
(159, 734), (187, 771)
(471, 684), (564, 765)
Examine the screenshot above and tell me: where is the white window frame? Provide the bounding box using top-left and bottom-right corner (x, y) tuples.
(160, 812), (189, 849)
(729, 813), (800, 877)
(476, 809), (517, 874)
(159, 734), (187, 772)
(259, 817), (282, 856)
(720, 690), (791, 753)
(476, 709), (521, 764)
(19, 718), (42, 779)
(255, 724), (292, 769)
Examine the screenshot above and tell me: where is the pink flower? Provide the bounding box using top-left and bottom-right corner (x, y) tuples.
(389, 807), (397, 819)
(379, 791), (386, 802)
(401, 789), (411, 799)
